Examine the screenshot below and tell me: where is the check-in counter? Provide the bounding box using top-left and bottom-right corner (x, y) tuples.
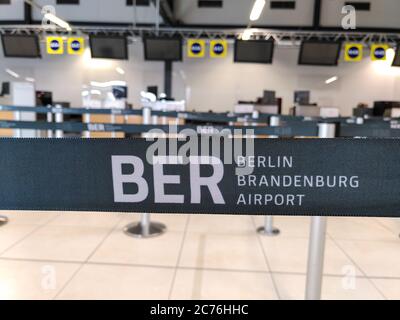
(85, 114), (125, 138)
(125, 115), (143, 125)
(0, 110), (14, 137)
(0, 82), (36, 138)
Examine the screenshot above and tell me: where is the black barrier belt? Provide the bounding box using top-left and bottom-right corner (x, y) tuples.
(0, 104), (144, 116)
(0, 104), (235, 119)
(0, 105), (53, 114)
(0, 104), (178, 117)
(0, 105), (299, 123)
(6, 104), (400, 125)
(7, 115), (400, 138)
(339, 123), (400, 138)
(178, 112), (239, 123)
(6, 104), (393, 125)
(0, 120), (319, 136)
(0, 138), (399, 217)
(8, 104), (400, 134)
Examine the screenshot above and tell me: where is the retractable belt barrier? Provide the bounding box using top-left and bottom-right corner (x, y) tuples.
(1, 107), (398, 302)
(339, 121), (400, 138)
(0, 120), (319, 137)
(3, 104), (400, 138)
(6, 118), (400, 138)
(0, 138), (399, 217)
(0, 104), (260, 123)
(0, 104), (301, 124)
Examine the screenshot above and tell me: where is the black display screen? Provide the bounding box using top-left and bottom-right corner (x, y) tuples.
(234, 39), (274, 64)
(2, 34), (41, 58)
(89, 35), (128, 60)
(299, 41), (342, 66)
(144, 37), (182, 61)
(392, 46), (400, 67)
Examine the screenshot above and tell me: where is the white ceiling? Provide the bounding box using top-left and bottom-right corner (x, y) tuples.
(0, 0), (399, 29)
(320, 0), (400, 29)
(175, 0), (400, 29)
(33, 0), (162, 24)
(175, 0), (315, 27)
(0, 0), (162, 24)
(0, 0), (24, 21)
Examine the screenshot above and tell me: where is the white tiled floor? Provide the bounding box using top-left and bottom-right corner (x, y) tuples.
(0, 211), (399, 300)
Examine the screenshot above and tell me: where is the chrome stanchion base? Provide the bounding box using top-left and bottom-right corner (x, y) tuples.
(0, 215), (8, 226)
(257, 216), (280, 236)
(257, 226), (280, 236)
(124, 222), (166, 238)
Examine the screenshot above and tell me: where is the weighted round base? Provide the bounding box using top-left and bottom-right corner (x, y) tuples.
(257, 226), (280, 236)
(124, 222), (166, 239)
(0, 215), (8, 226)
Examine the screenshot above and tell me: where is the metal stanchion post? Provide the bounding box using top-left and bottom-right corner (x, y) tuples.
(15, 111), (22, 138)
(251, 110), (259, 126)
(111, 113), (116, 138)
(47, 105), (53, 138)
(124, 212), (166, 239)
(257, 115), (280, 236)
(305, 122), (336, 300)
(142, 106), (152, 127)
(83, 113), (91, 138)
(123, 107), (166, 238)
(55, 104), (64, 138)
(0, 215), (8, 226)
(161, 107), (168, 125)
(1, 106), (23, 223)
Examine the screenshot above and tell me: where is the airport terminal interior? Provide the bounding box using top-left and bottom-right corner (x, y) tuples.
(0, 0), (400, 301)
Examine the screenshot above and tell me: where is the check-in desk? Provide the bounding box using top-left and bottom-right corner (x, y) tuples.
(0, 110), (14, 137)
(85, 114), (125, 138)
(0, 91), (13, 137)
(83, 111), (185, 138)
(293, 105), (339, 118)
(0, 82), (36, 137)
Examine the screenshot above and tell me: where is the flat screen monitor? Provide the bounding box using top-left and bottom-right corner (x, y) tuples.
(353, 108), (373, 118)
(36, 91), (53, 106)
(234, 39), (274, 64)
(144, 37), (182, 61)
(147, 86), (158, 97)
(112, 86), (128, 100)
(0, 82), (10, 96)
(393, 45), (400, 67)
(373, 101), (400, 117)
(262, 90), (276, 105)
(89, 35), (128, 60)
(299, 41), (342, 66)
(1, 34), (41, 58)
(294, 91), (310, 105)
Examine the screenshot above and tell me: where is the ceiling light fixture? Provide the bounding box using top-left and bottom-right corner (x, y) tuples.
(116, 67), (125, 75)
(5, 69), (20, 78)
(325, 76), (338, 84)
(250, 0), (266, 21)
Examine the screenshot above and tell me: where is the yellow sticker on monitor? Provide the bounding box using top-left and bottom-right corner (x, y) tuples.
(67, 37), (84, 55)
(46, 37), (64, 55)
(210, 40), (227, 58)
(187, 39), (205, 58)
(371, 44), (389, 61)
(344, 43), (363, 62)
